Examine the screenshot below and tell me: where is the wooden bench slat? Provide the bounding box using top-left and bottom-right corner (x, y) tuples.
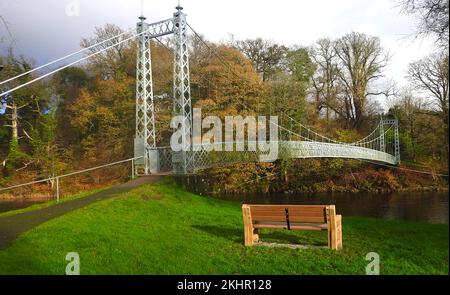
(250, 209), (327, 213)
(251, 216), (289, 222)
(250, 210), (325, 215)
(252, 215), (325, 219)
(248, 205), (328, 208)
(253, 222), (327, 231)
(250, 212), (286, 216)
(251, 216), (325, 223)
(287, 216), (326, 223)
(250, 206), (326, 224)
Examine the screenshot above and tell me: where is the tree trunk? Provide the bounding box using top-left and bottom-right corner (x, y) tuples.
(11, 101), (18, 141)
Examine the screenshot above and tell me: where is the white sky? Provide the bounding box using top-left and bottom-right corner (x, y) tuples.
(0, 0), (437, 90)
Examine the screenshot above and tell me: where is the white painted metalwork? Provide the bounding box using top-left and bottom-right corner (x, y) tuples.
(171, 6), (194, 174)
(150, 117), (400, 173)
(133, 16), (176, 175)
(0, 28), (134, 86)
(133, 7), (194, 175)
(0, 157), (142, 202)
(135, 15), (156, 174)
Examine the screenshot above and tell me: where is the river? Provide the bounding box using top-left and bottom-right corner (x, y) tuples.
(0, 198), (53, 214)
(209, 191), (449, 224)
(0, 190), (448, 224)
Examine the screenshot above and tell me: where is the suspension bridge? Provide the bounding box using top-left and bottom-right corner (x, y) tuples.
(133, 5), (400, 175)
(0, 5), (400, 180)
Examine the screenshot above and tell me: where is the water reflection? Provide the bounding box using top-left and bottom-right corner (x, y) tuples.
(0, 198), (51, 214)
(211, 191), (449, 224)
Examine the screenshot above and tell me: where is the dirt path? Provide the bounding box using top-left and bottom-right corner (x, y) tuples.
(0, 175), (166, 250)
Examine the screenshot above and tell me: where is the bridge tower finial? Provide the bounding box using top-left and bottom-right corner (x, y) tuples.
(176, 0), (183, 11)
(139, 0), (146, 21)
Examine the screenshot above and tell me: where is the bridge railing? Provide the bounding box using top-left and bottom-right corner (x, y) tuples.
(0, 156), (143, 202)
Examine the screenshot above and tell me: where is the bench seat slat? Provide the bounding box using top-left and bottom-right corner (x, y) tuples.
(252, 216), (326, 223)
(251, 215), (325, 221)
(248, 205), (328, 209)
(253, 222), (328, 231)
(250, 210), (324, 216)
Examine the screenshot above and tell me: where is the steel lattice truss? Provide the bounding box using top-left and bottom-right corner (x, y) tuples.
(134, 8), (193, 175)
(135, 17), (157, 175)
(171, 9), (194, 174)
(153, 118), (400, 174)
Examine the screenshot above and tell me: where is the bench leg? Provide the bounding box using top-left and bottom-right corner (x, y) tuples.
(327, 228), (331, 248)
(244, 226), (254, 246)
(253, 228), (259, 243)
(242, 205), (254, 246)
(327, 206), (343, 250)
(330, 215), (343, 250)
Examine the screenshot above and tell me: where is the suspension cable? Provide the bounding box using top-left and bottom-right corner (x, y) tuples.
(0, 28), (134, 86)
(187, 22), (396, 152)
(0, 29), (147, 98)
(283, 112), (386, 146)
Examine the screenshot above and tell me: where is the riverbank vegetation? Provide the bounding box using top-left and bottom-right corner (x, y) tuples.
(186, 160), (448, 195)
(0, 179), (447, 274)
(0, 1), (448, 195)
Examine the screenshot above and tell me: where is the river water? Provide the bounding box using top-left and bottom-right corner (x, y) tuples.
(0, 190), (448, 224)
(208, 191), (449, 224)
(0, 198), (52, 214)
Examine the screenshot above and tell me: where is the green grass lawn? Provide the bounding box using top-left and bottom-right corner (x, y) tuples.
(0, 178), (448, 274)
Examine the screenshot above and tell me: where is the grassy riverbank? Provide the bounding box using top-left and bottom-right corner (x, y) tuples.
(0, 187), (108, 218)
(0, 177), (447, 274)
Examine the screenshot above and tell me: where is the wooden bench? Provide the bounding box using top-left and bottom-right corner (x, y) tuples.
(242, 204), (342, 250)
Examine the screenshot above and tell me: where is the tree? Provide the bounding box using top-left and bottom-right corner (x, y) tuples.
(267, 47), (315, 124)
(191, 44), (266, 117)
(68, 74), (135, 170)
(234, 38), (287, 82)
(29, 99), (59, 182)
(388, 88), (447, 167)
(399, 0), (449, 47)
(80, 24), (135, 79)
(286, 47), (316, 84)
(0, 49), (49, 173)
(388, 89), (426, 161)
(334, 32), (389, 129)
(52, 67), (89, 151)
(408, 51), (449, 152)
(310, 38), (341, 124)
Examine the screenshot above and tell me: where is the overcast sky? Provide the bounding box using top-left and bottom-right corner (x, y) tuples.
(0, 0), (436, 90)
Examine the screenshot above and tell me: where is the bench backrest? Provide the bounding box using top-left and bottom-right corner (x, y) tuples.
(246, 204), (333, 224)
